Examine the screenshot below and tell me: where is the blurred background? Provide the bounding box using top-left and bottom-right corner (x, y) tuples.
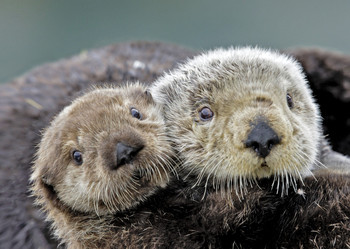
(1, 0), (350, 83)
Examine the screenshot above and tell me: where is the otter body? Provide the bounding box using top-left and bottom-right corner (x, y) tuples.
(268, 172), (350, 249)
(106, 174), (350, 249)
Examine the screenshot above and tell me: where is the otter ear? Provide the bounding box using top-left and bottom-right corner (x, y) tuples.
(31, 155), (61, 202)
(144, 90), (155, 104)
(31, 127), (65, 203)
(32, 154), (61, 189)
(40, 167), (57, 186)
(32, 125), (64, 187)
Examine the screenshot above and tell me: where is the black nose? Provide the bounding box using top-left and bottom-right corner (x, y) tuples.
(244, 120), (280, 158)
(114, 142), (144, 169)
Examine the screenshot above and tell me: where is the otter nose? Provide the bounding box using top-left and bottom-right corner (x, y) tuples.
(244, 120), (280, 158)
(114, 142), (143, 169)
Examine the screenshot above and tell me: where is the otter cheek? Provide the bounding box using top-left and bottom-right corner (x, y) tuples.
(290, 119), (317, 169)
(59, 166), (86, 202)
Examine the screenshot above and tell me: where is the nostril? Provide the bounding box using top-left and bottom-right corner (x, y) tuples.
(118, 157), (127, 167)
(268, 142), (273, 150)
(245, 141), (259, 153)
(253, 143), (260, 154)
(267, 136), (280, 150)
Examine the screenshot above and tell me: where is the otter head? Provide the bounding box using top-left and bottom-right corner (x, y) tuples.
(151, 47), (321, 195)
(31, 83), (175, 216)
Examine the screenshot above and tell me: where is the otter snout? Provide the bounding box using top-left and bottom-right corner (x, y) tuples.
(245, 120), (281, 158)
(113, 142), (144, 169)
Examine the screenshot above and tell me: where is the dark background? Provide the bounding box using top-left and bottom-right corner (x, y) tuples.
(1, 0), (350, 83)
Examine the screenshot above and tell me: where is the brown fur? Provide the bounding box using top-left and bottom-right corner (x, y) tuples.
(28, 81), (290, 249)
(3, 41), (349, 248)
(269, 172), (350, 249)
(30, 47), (350, 249)
(29, 80), (274, 249)
(97, 173), (350, 249)
(30, 83), (177, 248)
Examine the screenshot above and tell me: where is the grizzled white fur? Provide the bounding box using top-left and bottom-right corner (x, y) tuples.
(150, 47), (322, 195)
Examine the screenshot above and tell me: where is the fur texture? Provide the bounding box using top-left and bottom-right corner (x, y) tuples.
(30, 47), (350, 249)
(29, 80), (279, 249)
(91, 173), (350, 249)
(30, 83), (177, 248)
(151, 47), (323, 196)
(148, 47), (350, 248)
(264, 172), (350, 249)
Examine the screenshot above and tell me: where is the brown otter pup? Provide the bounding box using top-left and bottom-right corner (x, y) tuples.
(30, 83), (178, 248)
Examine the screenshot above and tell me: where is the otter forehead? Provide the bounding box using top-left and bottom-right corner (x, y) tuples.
(152, 47), (318, 126)
(69, 86), (153, 117)
(151, 47), (308, 105)
(181, 47), (303, 82)
(56, 86), (159, 136)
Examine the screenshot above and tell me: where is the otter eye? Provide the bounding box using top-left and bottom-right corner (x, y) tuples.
(130, 108), (142, 120)
(199, 107), (214, 121)
(286, 93), (294, 109)
(72, 150), (83, 165)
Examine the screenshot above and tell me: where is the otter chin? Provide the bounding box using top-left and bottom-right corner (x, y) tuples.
(150, 47), (322, 196)
(30, 83), (176, 247)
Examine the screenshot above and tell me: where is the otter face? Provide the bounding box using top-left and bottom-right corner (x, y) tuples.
(151, 47), (321, 195)
(31, 84), (175, 215)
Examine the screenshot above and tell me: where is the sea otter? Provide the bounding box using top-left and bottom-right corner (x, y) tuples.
(150, 46), (348, 196)
(30, 83), (177, 248)
(149, 46), (350, 248)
